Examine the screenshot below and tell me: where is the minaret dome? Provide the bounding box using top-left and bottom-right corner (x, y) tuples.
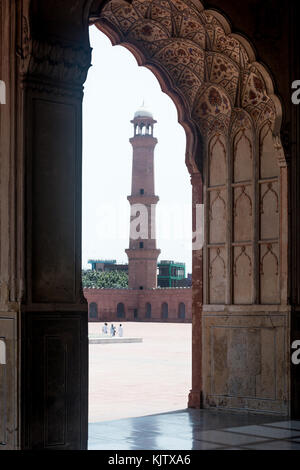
(134, 105), (153, 119)
(131, 105), (157, 137)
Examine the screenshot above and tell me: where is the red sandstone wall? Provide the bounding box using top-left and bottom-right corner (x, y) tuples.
(84, 288), (192, 323)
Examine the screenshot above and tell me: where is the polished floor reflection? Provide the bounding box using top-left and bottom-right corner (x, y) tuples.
(88, 409), (300, 450)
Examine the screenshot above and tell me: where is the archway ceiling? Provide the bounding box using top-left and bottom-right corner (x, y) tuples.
(97, 0), (279, 138)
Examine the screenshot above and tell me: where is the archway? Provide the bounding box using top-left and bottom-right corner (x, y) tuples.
(89, 302), (99, 320)
(146, 302), (152, 319)
(179, 302), (186, 320)
(117, 302), (126, 318)
(84, 27), (192, 423)
(161, 302), (169, 320)
(91, 0), (288, 414)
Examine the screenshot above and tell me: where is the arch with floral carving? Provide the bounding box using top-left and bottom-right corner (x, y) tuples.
(91, 0), (285, 169)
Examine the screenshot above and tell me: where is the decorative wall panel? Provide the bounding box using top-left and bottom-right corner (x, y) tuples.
(233, 246), (253, 304)
(233, 185), (253, 243)
(233, 128), (253, 183)
(209, 247), (226, 304)
(209, 189), (226, 244)
(260, 181), (279, 241)
(208, 134), (227, 187)
(203, 312), (288, 414)
(31, 99), (77, 303)
(260, 121), (280, 179)
(22, 313), (88, 450)
(260, 243), (280, 304)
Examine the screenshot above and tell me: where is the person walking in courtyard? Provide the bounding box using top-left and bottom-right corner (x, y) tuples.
(102, 322), (108, 336)
(118, 324), (123, 337)
(110, 323), (116, 337)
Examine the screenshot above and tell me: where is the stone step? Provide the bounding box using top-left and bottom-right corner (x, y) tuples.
(89, 337), (143, 344)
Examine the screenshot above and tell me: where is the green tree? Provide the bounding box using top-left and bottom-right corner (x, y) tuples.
(82, 270), (128, 289)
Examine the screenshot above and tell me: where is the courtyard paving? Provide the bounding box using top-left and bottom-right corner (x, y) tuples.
(88, 322), (192, 423)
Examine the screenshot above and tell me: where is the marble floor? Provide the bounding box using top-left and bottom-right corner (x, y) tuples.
(88, 409), (300, 450)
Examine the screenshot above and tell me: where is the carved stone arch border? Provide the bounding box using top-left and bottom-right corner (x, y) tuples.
(90, 0), (286, 173)
(92, 13), (201, 174)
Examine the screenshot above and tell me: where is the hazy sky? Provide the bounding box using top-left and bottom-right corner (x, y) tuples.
(82, 26), (192, 272)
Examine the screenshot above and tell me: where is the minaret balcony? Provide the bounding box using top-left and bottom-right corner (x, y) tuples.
(129, 135), (158, 148)
(127, 195), (159, 205)
(125, 248), (161, 260)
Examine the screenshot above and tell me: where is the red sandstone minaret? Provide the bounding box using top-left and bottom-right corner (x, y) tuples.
(125, 105), (161, 290)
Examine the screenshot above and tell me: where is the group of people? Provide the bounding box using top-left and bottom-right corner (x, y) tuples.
(102, 322), (123, 338)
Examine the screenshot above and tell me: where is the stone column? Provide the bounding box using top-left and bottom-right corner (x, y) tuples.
(188, 172), (203, 408)
(20, 38), (91, 449)
(0, 0), (92, 449)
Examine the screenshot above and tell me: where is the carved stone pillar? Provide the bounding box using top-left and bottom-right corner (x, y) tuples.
(0, 1), (92, 449)
(188, 172), (203, 409)
(19, 33), (91, 449)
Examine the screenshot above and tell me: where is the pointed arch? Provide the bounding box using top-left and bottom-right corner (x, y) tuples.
(93, 0), (285, 172)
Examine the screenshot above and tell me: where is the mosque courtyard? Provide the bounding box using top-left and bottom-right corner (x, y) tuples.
(88, 322), (192, 423)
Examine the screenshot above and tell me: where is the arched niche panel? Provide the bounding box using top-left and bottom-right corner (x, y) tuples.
(260, 181), (279, 241)
(209, 189), (226, 244)
(233, 128), (253, 183)
(260, 121), (280, 179)
(260, 244), (280, 305)
(233, 246), (253, 304)
(209, 247), (226, 304)
(233, 185), (253, 243)
(208, 134), (227, 187)
(258, 119), (280, 304)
